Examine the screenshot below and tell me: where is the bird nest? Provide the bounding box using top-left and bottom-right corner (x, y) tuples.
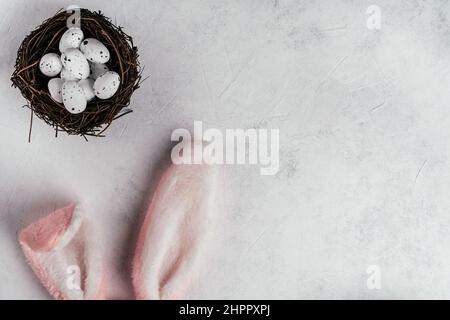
(11, 8), (142, 139)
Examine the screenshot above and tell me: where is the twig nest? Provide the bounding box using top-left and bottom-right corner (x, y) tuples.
(11, 8), (142, 138)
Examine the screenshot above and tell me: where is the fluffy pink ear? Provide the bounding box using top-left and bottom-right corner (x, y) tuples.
(132, 163), (222, 300)
(18, 205), (106, 300)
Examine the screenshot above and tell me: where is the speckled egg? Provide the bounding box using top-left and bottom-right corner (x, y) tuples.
(59, 27), (84, 52)
(93, 71), (121, 99)
(61, 81), (87, 114)
(79, 78), (95, 102)
(39, 53), (62, 77)
(61, 48), (90, 80)
(47, 78), (64, 104)
(80, 38), (110, 64)
(60, 67), (78, 81)
(89, 62), (109, 80)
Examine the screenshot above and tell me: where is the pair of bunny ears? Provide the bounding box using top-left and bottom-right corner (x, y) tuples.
(18, 162), (222, 300)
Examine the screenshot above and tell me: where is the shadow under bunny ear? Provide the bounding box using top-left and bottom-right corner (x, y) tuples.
(116, 140), (175, 299)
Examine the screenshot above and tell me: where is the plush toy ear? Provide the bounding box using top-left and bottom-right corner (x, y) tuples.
(18, 205), (106, 300)
(132, 163), (222, 300)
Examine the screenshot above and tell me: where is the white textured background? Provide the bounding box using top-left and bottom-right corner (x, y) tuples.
(1, 0), (450, 299)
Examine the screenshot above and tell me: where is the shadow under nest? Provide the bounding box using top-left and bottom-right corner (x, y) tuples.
(11, 9), (143, 140)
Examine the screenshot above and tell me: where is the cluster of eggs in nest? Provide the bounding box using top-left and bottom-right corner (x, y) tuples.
(39, 27), (121, 114)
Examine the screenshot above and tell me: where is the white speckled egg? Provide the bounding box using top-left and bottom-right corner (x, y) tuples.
(59, 27), (84, 52)
(62, 81), (87, 114)
(60, 67), (78, 81)
(61, 48), (90, 80)
(89, 62), (109, 80)
(80, 38), (110, 64)
(39, 53), (62, 77)
(94, 71), (121, 99)
(79, 78), (95, 102)
(48, 78), (64, 103)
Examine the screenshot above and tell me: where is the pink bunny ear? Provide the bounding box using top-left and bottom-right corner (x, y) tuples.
(132, 163), (222, 300)
(18, 205), (106, 300)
